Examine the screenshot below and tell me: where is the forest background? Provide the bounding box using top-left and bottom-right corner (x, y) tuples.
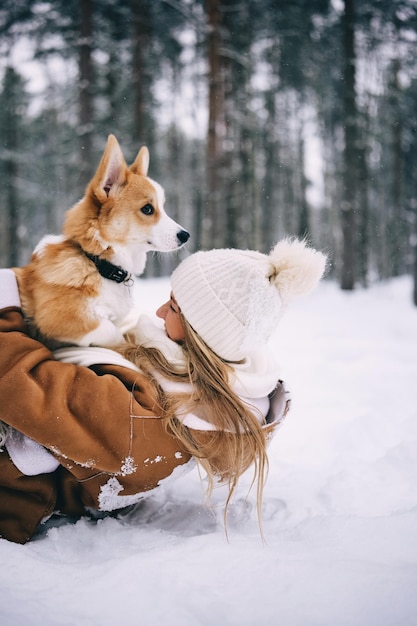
(1, 0), (417, 301)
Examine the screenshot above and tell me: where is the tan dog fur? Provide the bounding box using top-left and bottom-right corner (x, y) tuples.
(14, 134), (189, 347)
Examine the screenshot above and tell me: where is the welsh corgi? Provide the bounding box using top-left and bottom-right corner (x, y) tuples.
(14, 134), (189, 347)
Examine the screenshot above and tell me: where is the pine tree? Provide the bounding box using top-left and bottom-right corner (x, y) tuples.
(0, 67), (28, 266)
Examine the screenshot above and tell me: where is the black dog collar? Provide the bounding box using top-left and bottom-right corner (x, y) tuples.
(84, 252), (131, 284)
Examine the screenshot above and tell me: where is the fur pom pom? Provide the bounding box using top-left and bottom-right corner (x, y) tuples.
(269, 238), (327, 302)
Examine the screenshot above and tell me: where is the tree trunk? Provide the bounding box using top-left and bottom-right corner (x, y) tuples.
(1, 67), (21, 266)
(205, 0), (226, 248)
(389, 58), (404, 276)
(131, 0), (152, 146)
(341, 0), (358, 290)
(261, 48), (283, 251)
(297, 125), (310, 239)
(5, 119), (19, 267)
(78, 0), (94, 187)
(414, 216), (417, 305)
(357, 104), (369, 287)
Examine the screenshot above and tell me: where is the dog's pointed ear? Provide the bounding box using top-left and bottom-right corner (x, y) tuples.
(130, 146), (149, 177)
(92, 134), (128, 201)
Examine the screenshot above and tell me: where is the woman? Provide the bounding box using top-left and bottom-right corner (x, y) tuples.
(0, 238), (326, 544)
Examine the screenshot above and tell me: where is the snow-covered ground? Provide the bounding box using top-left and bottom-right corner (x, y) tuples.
(1, 276), (416, 626)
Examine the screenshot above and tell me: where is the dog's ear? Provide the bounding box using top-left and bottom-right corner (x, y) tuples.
(130, 146), (150, 177)
(92, 134), (128, 201)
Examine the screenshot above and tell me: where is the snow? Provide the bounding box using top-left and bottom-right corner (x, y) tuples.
(1, 275), (416, 626)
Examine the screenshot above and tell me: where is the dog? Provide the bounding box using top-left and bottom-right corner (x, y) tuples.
(14, 134), (190, 348)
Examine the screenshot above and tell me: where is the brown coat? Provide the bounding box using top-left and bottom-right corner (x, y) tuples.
(0, 307), (289, 544)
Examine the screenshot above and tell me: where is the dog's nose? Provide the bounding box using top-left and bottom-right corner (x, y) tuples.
(177, 230), (190, 245)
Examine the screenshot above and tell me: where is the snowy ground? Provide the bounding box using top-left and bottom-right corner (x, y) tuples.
(0, 276), (416, 626)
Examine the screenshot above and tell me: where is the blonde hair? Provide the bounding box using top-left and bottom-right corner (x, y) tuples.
(120, 313), (269, 530)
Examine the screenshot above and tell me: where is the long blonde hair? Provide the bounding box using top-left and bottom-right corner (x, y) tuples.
(120, 313), (269, 528)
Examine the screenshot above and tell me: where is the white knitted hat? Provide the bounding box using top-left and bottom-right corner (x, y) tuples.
(171, 238), (327, 361)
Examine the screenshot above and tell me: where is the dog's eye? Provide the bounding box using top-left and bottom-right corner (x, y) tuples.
(141, 204), (154, 216)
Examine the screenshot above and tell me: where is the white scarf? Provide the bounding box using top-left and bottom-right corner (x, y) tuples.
(7, 315), (281, 475)
(54, 315), (281, 429)
(55, 315), (280, 395)
(135, 315), (281, 397)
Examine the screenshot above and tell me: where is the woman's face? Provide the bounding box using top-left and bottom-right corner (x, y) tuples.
(156, 293), (185, 342)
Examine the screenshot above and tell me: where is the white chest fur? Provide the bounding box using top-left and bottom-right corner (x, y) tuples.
(80, 277), (136, 346)
(92, 276), (134, 322)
